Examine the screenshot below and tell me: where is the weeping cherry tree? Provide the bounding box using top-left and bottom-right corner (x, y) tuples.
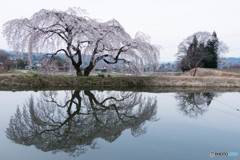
(3, 8), (160, 76)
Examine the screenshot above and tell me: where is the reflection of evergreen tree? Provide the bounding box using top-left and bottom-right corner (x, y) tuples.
(202, 92), (215, 105)
(7, 90), (158, 156)
(175, 92), (218, 118)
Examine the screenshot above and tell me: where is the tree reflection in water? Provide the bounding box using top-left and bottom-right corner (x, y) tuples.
(7, 90), (158, 156)
(175, 92), (219, 118)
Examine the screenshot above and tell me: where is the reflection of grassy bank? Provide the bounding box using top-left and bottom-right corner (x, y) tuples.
(1, 86), (240, 93)
(0, 72), (240, 89)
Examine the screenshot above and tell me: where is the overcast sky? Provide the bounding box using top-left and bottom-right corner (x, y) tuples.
(0, 0), (239, 61)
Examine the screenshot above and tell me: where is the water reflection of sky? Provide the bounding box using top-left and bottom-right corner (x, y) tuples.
(0, 91), (239, 160)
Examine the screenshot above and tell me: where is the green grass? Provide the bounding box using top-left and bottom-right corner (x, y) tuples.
(0, 74), (152, 88)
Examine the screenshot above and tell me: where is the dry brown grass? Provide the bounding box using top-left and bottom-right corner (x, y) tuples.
(150, 75), (240, 87)
(156, 68), (240, 88)
(182, 68), (240, 78)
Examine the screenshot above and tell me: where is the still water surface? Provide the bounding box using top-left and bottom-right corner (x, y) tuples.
(0, 90), (239, 160)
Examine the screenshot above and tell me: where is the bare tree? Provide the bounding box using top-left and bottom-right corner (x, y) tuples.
(3, 8), (160, 76)
(38, 58), (58, 75)
(6, 90), (158, 156)
(176, 32), (228, 76)
(3, 59), (14, 70)
(180, 37), (213, 76)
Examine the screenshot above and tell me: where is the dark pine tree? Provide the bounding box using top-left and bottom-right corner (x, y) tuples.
(204, 31), (219, 68)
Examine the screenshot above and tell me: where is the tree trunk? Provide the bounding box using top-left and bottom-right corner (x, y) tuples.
(76, 69), (82, 76)
(73, 65), (82, 76)
(193, 68), (198, 77)
(84, 64), (94, 76)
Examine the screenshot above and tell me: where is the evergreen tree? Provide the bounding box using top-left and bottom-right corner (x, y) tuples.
(177, 31), (228, 73)
(180, 35), (213, 75)
(16, 59), (28, 69)
(180, 36), (197, 72)
(204, 31), (219, 68)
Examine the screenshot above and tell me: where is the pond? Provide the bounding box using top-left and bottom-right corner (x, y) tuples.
(0, 89), (239, 160)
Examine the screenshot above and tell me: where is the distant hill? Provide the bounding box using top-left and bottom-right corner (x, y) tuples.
(0, 49), (123, 68)
(1, 48), (240, 69)
(226, 57), (240, 66)
(0, 49), (9, 55)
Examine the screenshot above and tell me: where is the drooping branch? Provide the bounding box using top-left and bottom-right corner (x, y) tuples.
(3, 8), (160, 76)
(46, 49), (69, 58)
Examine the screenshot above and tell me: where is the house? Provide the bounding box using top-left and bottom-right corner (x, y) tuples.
(0, 62), (4, 71)
(25, 65), (38, 70)
(95, 65), (107, 72)
(58, 65), (70, 71)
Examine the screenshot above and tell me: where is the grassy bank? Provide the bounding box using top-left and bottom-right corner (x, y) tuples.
(0, 72), (240, 88)
(0, 74), (150, 88)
